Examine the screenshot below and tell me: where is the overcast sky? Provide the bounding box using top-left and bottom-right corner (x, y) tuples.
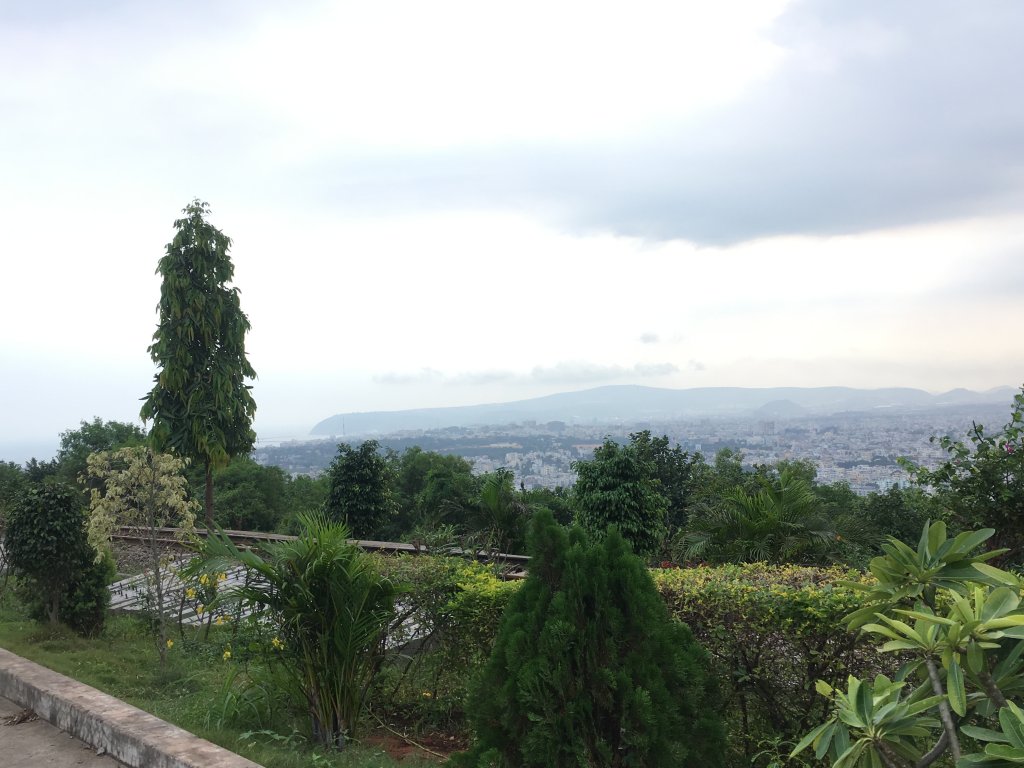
(2, 0), (1023, 458)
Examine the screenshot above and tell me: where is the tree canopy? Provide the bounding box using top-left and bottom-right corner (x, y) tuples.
(140, 200), (257, 526)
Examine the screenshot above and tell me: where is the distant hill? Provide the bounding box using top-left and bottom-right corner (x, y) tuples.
(310, 385), (1017, 437)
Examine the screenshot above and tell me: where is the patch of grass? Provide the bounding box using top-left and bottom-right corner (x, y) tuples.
(0, 600), (441, 767)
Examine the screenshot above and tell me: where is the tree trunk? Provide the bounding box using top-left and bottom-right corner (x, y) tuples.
(204, 461), (214, 529)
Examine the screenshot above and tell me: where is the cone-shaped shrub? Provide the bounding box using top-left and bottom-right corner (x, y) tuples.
(454, 510), (725, 768)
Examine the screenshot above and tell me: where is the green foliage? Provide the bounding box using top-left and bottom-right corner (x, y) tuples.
(455, 510), (724, 768)
(472, 468), (530, 553)
(0, 460), (27, 526)
(6, 483), (107, 632)
(86, 447), (197, 662)
(572, 438), (668, 559)
(141, 199), (257, 526)
(195, 456), (289, 532)
(629, 430), (703, 529)
(861, 486), (936, 546)
(392, 447), (479, 534)
(794, 520), (1024, 768)
(54, 417), (146, 488)
(60, 548), (117, 636)
(325, 441), (397, 538)
(654, 562), (880, 761)
(369, 556), (519, 733)
(902, 387), (1024, 558)
(194, 512), (398, 749)
(680, 467), (873, 566)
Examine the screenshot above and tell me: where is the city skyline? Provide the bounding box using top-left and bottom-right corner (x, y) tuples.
(2, 1), (1023, 449)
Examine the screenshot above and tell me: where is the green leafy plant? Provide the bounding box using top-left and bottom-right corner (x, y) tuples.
(793, 521), (1024, 768)
(87, 447), (197, 664)
(5, 483), (109, 632)
(193, 511), (397, 749)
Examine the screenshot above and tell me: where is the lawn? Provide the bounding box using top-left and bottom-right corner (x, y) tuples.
(0, 597), (449, 767)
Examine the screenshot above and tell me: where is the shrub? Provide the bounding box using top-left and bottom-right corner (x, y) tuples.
(652, 562), (882, 763)
(6, 483), (108, 633)
(369, 555), (519, 732)
(195, 512), (397, 749)
(454, 510), (725, 768)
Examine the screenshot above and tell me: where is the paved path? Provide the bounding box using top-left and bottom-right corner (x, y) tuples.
(0, 697), (122, 768)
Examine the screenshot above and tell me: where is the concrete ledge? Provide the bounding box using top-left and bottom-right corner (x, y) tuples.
(0, 647), (263, 768)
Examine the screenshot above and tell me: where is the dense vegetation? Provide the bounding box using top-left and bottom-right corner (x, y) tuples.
(3, 384), (1024, 766)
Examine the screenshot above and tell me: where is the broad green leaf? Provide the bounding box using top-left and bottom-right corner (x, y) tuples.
(961, 725), (1011, 744)
(948, 658), (967, 716)
(791, 720), (832, 757)
(927, 520), (947, 558)
(968, 641), (985, 674)
(982, 587), (1020, 621)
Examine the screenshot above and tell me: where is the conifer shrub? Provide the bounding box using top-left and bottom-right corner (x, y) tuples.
(453, 510), (725, 768)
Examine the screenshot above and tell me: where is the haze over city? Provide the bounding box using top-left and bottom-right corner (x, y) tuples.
(3, 1), (1023, 460)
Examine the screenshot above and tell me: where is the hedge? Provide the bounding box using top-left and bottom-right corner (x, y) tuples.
(374, 556), (887, 764)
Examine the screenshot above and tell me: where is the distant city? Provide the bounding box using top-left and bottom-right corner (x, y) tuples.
(255, 400), (1012, 495)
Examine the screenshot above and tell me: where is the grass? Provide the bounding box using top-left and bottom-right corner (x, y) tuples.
(0, 596), (442, 768)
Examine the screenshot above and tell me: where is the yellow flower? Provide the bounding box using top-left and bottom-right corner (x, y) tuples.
(185, 588), (197, 600)
(166, 639), (174, 649)
(199, 574), (210, 586)
(222, 649), (232, 661)
(217, 572), (227, 582)
(271, 636), (285, 651)
(215, 616), (225, 625)
(422, 691), (432, 699)
(196, 604), (205, 615)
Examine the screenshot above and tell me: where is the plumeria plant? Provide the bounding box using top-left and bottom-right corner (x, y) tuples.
(793, 521), (1024, 768)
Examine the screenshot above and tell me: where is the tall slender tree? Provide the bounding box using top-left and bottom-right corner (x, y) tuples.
(141, 200), (257, 527)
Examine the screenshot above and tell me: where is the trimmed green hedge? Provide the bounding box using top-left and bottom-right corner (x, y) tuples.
(375, 556), (887, 765)
(652, 564), (888, 762)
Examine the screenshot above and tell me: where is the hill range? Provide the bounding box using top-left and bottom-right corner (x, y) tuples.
(310, 385), (1017, 437)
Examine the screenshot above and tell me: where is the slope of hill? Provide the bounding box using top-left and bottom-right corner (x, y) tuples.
(310, 385), (1016, 436)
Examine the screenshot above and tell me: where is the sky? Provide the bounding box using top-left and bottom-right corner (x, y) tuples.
(2, 0), (1023, 459)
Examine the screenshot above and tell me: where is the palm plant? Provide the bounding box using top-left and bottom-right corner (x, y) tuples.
(473, 468), (531, 555)
(679, 468), (873, 565)
(192, 511), (397, 748)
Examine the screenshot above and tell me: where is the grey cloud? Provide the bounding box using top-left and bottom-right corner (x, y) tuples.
(639, 332), (660, 344)
(310, 1), (1024, 245)
(688, 360), (706, 372)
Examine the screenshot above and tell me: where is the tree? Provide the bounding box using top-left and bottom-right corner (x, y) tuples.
(140, 199), (257, 527)
(901, 387), (1024, 558)
(87, 447), (197, 665)
(572, 438), (668, 559)
(5, 483), (107, 631)
(186, 455), (289, 532)
(454, 510), (725, 767)
(628, 430), (702, 529)
(324, 441), (396, 538)
(55, 418), (146, 480)
(391, 447), (478, 535)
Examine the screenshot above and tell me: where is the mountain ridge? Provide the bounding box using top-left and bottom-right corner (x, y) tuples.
(310, 384), (1018, 436)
